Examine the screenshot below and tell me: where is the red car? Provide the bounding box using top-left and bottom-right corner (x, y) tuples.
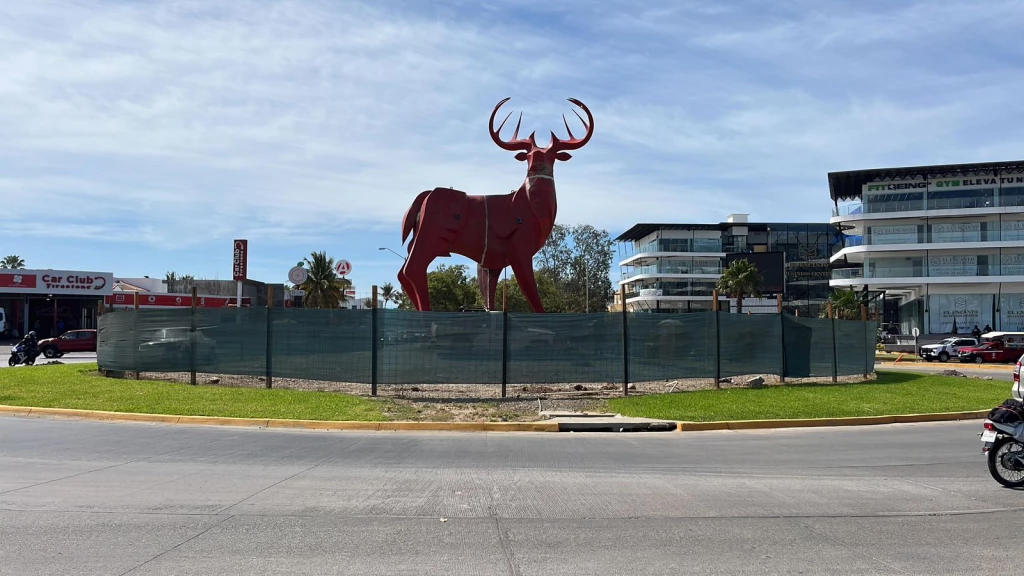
(957, 339), (1024, 364)
(37, 329), (97, 358)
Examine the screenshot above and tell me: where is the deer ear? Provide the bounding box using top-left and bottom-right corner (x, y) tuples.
(555, 152), (573, 162)
(514, 152), (528, 161)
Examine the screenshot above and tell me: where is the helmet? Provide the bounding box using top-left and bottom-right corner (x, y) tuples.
(27, 331), (36, 338)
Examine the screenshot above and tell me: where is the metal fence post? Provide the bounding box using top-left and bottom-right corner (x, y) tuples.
(265, 285), (273, 389)
(713, 289), (721, 389)
(779, 311), (787, 384)
(621, 286), (629, 396)
(371, 285), (378, 397)
(501, 308), (509, 398)
(828, 301), (838, 384)
(190, 287), (198, 386)
(132, 295), (140, 380)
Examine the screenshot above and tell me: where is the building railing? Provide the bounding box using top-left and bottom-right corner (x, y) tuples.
(832, 263), (1021, 280)
(834, 194), (1024, 217)
(627, 264), (724, 276)
(834, 228), (1024, 250)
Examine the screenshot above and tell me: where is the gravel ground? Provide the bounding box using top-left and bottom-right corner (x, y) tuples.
(126, 370), (876, 422)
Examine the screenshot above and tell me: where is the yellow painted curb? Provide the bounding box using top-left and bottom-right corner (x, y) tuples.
(878, 362), (1012, 370)
(0, 405), (560, 433)
(677, 410), (988, 432)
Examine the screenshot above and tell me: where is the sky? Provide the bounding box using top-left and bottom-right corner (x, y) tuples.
(2, 0), (1024, 297)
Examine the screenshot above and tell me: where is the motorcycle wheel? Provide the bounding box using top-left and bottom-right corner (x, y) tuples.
(987, 437), (1024, 488)
(7, 356), (15, 367)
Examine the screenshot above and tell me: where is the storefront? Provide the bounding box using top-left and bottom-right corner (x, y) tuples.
(0, 269), (113, 338)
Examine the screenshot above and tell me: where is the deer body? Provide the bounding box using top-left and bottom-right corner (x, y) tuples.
(399, 98), (592, 312)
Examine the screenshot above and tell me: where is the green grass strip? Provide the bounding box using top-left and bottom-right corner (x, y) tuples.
(0, 363), (386, 421)
(608, 371), (1010, 422)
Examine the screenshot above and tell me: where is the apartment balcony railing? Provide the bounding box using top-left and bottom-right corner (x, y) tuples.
(833, 229), (1024, 250)
(627, 265), (724, 276)
(833, 194), (1024, 217)
(832, 264), (1016, 280)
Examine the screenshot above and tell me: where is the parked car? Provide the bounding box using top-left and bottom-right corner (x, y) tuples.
(958, 339), (1024, 364)
(919, 337), (978, 362)
(37, 329), (98, 358)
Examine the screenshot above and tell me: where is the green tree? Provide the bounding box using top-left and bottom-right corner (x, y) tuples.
(425, 264), (483, 311)
(534, 223), (614, 313)
(1, 255), (25, 269)
(820, 288), (863, 320)
(716, 258), (764, 314)
(380, 282), (396, 309)
(164, 271), (195, 293)
(299, 251), (352, 309)
(496, 269), (566, 313)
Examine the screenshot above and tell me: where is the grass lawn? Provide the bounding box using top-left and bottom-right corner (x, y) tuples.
(0, 363), (388, 421)
(608, 370), (1011, 422)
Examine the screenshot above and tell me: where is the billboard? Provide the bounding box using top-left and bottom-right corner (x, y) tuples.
(725, 252), (786, 293)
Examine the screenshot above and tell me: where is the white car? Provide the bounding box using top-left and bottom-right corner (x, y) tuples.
(919, 337), (979, 363)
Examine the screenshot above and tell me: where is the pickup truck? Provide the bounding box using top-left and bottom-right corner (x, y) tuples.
(919, 337), (979, 362)
(958, 339), (1024, 364)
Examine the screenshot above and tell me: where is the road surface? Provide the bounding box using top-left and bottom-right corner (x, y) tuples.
(1, 351), (97, 368)
(1, 416), (1022, 575)
(878, 361), (1015, 381)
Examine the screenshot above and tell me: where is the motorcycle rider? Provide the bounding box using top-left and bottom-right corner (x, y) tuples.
(15, 330), (40, 363)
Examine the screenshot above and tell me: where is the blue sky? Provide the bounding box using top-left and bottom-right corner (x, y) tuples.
(3, 0), (1024, 297)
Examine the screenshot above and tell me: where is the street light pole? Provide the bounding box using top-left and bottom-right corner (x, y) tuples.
(584, 258), (589, 314)
(378, 247), (407, 261)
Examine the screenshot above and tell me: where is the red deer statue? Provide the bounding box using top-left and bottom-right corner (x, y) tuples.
(399, 97), (594, 312)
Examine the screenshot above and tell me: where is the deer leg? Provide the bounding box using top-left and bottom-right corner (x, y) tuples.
(476, 265), (491, 310)
(509, 252), (544, 313)
(487, 268), (501, 311)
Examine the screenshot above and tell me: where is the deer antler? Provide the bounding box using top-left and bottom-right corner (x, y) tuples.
(489, 97), (536, 152)
(549, 98), (594, 152)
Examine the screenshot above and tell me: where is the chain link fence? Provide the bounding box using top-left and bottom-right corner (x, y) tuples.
(97, 307), (876, 396)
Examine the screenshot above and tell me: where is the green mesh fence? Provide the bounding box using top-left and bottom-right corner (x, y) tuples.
(719, 313), (784, 378)
(271, 309), (372, 383)
(97, 309), (878, 389)
(377, 309), (502, 384)
(506, 313), (623, 384)
(783, 316), (837, 379)
(628, 313), (715, 381)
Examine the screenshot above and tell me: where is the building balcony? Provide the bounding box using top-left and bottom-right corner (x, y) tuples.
(832, 264), (1024, 281)
(832, 194), (1024, 219)
(624, 264), (724, 276)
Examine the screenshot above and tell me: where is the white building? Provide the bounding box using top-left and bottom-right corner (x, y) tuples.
(616, 215), (840, 315)
(829, 160), (1024, 336)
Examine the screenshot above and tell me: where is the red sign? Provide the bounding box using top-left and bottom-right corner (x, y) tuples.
(233, 239), (248, 281)
(335, 259), (351, 276)
(0, 273), (37, 289)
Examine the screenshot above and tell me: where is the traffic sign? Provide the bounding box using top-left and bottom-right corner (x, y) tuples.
(288, 266), (308, 285)
(335, 260), (352, 276)
(912, 327), (920, 337)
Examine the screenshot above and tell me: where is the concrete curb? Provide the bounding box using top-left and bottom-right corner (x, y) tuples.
(676, 410), (990, 432)
(0, 405), (560, 433)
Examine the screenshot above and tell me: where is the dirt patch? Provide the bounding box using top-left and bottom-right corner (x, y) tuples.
(130, 371), (876, 422)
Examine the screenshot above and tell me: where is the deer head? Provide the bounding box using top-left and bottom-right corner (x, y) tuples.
(488, 97), (593, 175)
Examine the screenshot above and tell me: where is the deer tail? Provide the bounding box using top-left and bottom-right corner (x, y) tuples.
(402, 189), (432, 245)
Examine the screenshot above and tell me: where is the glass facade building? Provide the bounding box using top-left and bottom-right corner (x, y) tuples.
(829, 160), (1024, 335)
(616, 215), (841, 317)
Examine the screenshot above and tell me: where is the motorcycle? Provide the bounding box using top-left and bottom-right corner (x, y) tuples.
(7, 343), (36, 367)
(980, 399), (1024, 488)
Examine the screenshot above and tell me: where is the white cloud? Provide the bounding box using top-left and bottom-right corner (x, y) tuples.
(2, 0), (1024, 260)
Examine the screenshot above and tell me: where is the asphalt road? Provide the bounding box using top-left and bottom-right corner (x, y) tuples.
(2, 417), (1022, 575)
(878, 361), (1015, 381)
(1, 351), (97, 367)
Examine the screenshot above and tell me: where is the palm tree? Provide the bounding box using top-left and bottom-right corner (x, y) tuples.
(299, 251), (351, 309)
(380, 282), (396, 309)
(1, 255), (25, 269)
(819, 288), (863, 320)
(716, 258), (764, 314)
